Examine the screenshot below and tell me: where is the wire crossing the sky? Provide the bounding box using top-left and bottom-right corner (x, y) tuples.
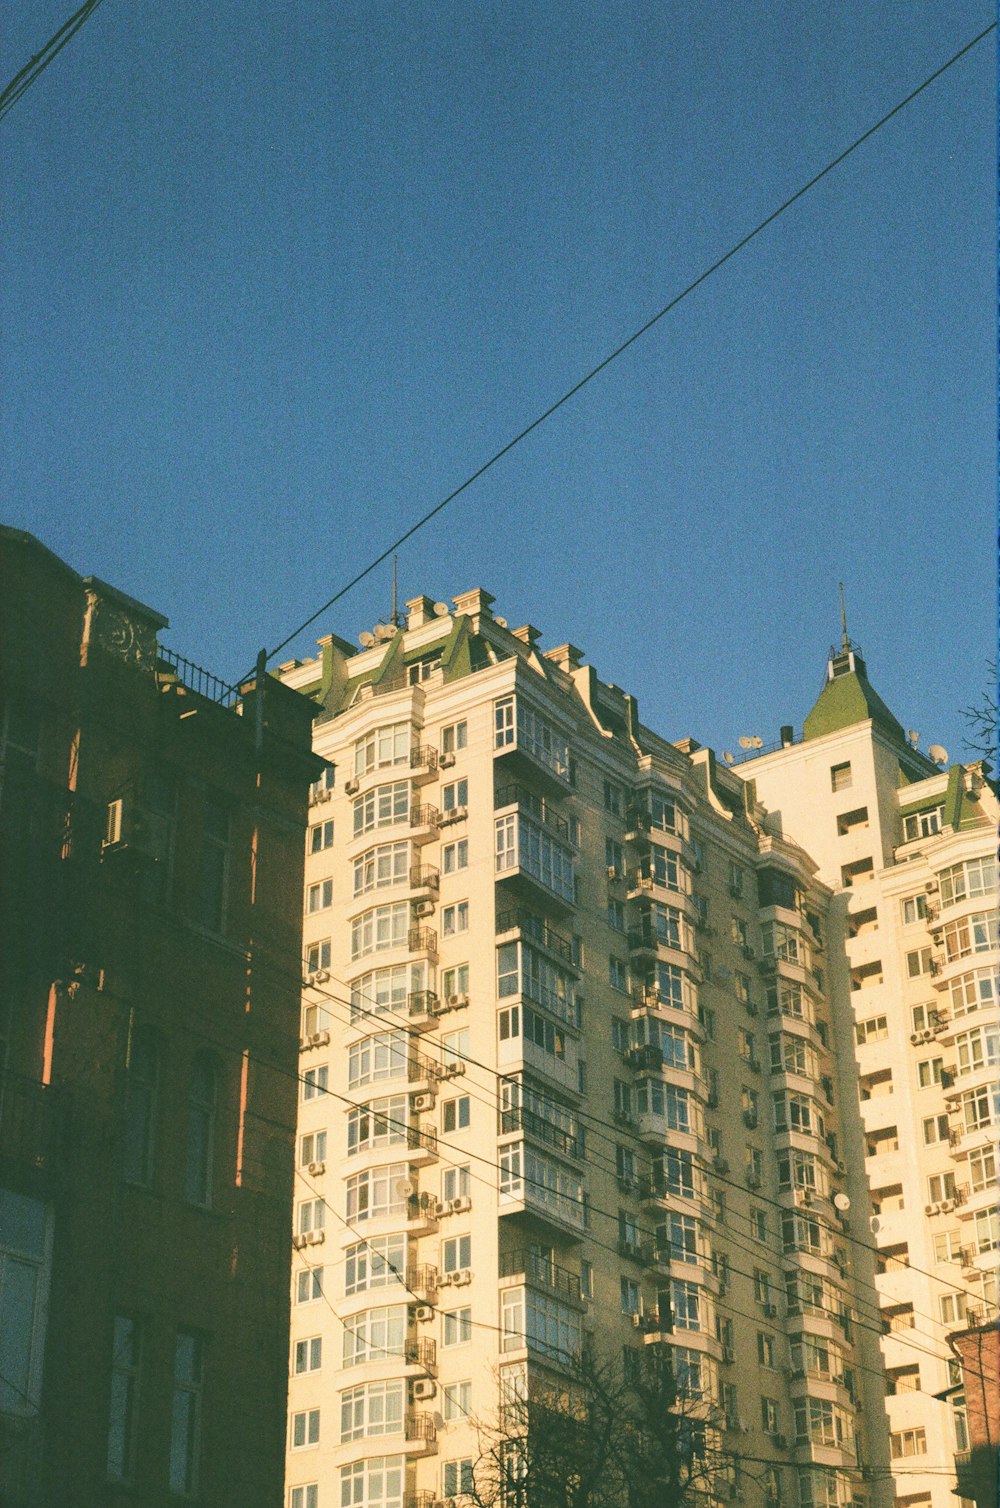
(257, 20), (995, 675)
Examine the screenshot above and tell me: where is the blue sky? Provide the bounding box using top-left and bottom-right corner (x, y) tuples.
(2, 2), (994, 761)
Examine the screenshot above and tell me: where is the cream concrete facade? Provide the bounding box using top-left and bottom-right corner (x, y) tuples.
(735, 643), (998, 1508)
(274, 595), (924, 1508)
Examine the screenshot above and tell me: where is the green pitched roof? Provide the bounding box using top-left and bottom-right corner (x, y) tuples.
(803, 663), (906, 743)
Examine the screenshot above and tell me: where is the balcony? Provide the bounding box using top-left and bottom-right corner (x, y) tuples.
(496, 910), (576, 969)
(409, 864), (440, 896)
(404, 1337), (438, 1374)
(499, 1248), (584, 1304)
(407, 926), (438, 961)
(0, 1069), (63, 1179)
(500, 1105), (583, 1160)
(495, 783), (573, 843)
(409, 804), (441, 843)
(404, 1411), (437, 1453)
(409, 745), (439, 782)
(407, 990), (442, 1029)
(494, 698), (572, 790)
(406, 1263), (439, 1298)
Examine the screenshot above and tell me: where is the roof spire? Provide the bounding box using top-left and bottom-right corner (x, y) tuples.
(839, 581), (849, 655)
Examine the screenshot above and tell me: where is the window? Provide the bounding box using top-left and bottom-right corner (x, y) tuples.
(309, 818), (334, 853)
(306, 939), (331, 973)
(443, 1381), (472, 1421)
(353, 780), (410, 837)
(345, 1164), (409, 1222)
(496, 814), (574, 900)
(761, 1397), (780, 1434)
(939, 856), (997, 908)
(608, 898), (626, 932)
(184, 1055), (216, 1207)
(442, 1096), (471, 1132)
(343, 1308), (407, 1367)
(169, 1331), (205, 1493)
(441, 1029), (470, 1068)
(340, 1380), (404, 1441)
(291, 1408), (320, 1449)
(340, 1456), (404, 1508)
(198, 797), (230, 933)
(901, 894), (928, 926)
(124, 1025), (159, 1186)
(354, 722), (410, 776)
(939, 1293), (968, 1325)
(926, 1172), (957, 1204)
(607, 955), (628, 991)
(443, 1459), (475, 1499)
(955, 1026), (1000, 1075)
(922, 1114), (950, 1145)
(354, 841), (410, 896)
(442, 779), (468, 814)
(652, 846), (681, 891)
(442, 1235), (472, 1274)
(836, 806), (869, 835)
(351, 963), (426, 1021)
(106, 1315), (142, 1482)
(309, 765), (336, 801)
(442, 721), (468, 754)
(289, 1486), (318, 1508)
(348, 1032), (408, 1089)
(671, 1280), (702, 1330)
(951, 967), (999, 1018)
(442, 1308), (472, 1347)
(751, 1209), (768, 1243)
(942, 912), (999, 961)
(307, 879), (333, 913)
(902, 808), (943, 842)
(442, 964), (469, 1000)
(604, 779), (624, 815)
(443, 839), (468, 874)
(580, 1261), (594, 1300)
(620, 1277), (640, 1316)
(906, 948), (932, 979)
(296, 1267), (323, 1304)
(855, 1015), (888, 1045)
(347, 1097), (407, 1155)
(975, 1207), (1000, 1252)
(968, 1144), (996, 1192)
(345, 1234), (405, 1294)
(294, 1336), (322, 1375)
(934, 1231), (961, 1264)
(441, 1166), (472, 1208)
(442, 901), (469, 935)
(297, 1199), (325, 1236)
(302, 1065), (328, 1100)
(890, 1428), (927, 1458)
(830, 762), (852, 792)
(351, 902), (409, 959)
(917, 1058), (942, 1088)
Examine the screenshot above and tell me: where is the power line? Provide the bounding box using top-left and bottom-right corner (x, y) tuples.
(255, 20), (996, 674)
(0, 0), (107, 124)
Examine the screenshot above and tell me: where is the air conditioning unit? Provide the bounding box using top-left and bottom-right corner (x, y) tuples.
(307, 1160), (325, 1176)
(309, 1030), (331, 1048)
(924, 1203), (939, 1216)
(292, 1233), (307, 1250)
(414, 899), (435, 918)
(909, 1031), (922, 1045)
(314, 969), (330, 983)
(345, 777), (360, 795)
(312, 785), (333, 803)
(441, 804), (467, 823)
(414, 1304), (434, 1322)
(411, 1092), (435, 1112)
(438, 1271), (454, 1286)
(938, 1198), (955, 1213)
(447, 993), (469, 1008)
(450, 1195), (472, 1213)
(412, 1378), (437, 1400)
(452, 1269), (473, 1286)
(304, 1229), (325, 1246)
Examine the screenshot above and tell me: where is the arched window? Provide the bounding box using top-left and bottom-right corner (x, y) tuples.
(184, 1055), (217, 1207)
(124, 1025), (159, 1186)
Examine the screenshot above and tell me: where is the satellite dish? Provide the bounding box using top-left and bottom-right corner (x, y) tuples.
(374, 623), (396, 641)
(907, 730), (919, 747)
(495, 616), (508, 628)
(433, 602), (450, 617)
(395, 1179), (415, 1200)
(869, 1215), (880, 1235)
(723, 751), (735, 764)
(738, 736), (753, 749)
(834, 1193), (851, 1212)
(358, 631), (376, 648)
(750, 735), (763, 749)
(928, 745), (948, 765)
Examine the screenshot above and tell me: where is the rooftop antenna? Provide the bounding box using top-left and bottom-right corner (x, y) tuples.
(839, 581), (850, 655)
(392, 554), (399, 628)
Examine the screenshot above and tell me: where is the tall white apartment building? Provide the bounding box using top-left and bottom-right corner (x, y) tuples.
(734, 635), (998, 1508)
(277, 592), (993, 1508)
